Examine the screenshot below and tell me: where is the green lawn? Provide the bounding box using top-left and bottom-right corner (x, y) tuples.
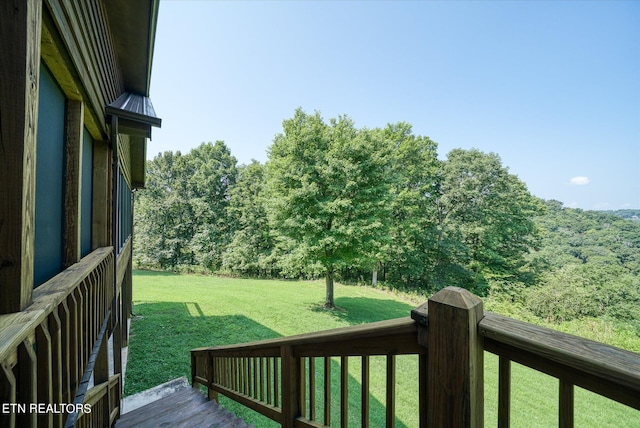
(125, 270), (640, 427)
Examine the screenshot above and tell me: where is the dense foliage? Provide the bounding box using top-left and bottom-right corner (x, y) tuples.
(522, 200), (640, 323)
(134, 109), (640, 329)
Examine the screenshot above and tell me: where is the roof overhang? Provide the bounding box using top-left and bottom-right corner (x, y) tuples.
(104, 0), (161, 189)
(104, 0), (160, 96)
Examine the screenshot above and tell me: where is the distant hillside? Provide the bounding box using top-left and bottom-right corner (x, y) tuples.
(605, 209), (640, 222)
(522, 200), (640, 324)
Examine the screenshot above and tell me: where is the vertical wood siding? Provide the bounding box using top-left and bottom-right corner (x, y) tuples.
(45, 0), (124, 139)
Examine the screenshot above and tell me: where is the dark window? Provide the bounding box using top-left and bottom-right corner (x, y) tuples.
(34, 64), (66, 287)
(118, 171), (132, 252)
(81, 127), (93, 257)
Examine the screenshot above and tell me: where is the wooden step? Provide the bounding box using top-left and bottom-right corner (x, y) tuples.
(115, 387), (252, 428)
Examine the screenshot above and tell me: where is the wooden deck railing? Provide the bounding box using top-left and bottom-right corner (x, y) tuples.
(191, 286), (640, 428)
(0, 245), (125, 428)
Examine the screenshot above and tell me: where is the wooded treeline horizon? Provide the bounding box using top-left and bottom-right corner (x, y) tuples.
(134, 109), (640, 328)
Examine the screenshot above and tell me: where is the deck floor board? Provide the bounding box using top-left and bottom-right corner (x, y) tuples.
(116, 387), (251, 428)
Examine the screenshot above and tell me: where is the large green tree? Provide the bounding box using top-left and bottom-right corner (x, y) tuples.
(134, 141), (237, 271)
(134, 150), (195, 268)
(436, 149), (544, 294)
(187, 141), (238, 270)
(376, 123), (441, 288)
(265, 109), (393, 308)
(222, 161), (274, 276)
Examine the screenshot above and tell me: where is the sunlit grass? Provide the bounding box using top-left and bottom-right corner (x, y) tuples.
(125, 270), (640, 427)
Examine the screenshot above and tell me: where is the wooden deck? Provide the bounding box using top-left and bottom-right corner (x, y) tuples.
(115, 387), (252, 428)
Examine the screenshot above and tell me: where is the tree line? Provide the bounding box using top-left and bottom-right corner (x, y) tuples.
(134, 109), (639, 317)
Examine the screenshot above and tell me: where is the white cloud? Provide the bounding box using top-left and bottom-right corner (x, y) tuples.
(569, 176), (591, 185)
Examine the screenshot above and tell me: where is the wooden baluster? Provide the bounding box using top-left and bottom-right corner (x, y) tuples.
(216, 356), (223, 392)
(386, 354), (396, 428)
(17, 338), (37, 428)
(309, 357), (316, 421)
(240, 357), (244, 395)
(253, 357), (258, 399)
(236, 357), (240, 393)
(498, 356), (511, 428)
(267, 356), (273, 405)
(236, 357), (241, 394)
(94, 326), (110, 424)
(221, 357), (225, 391)
(49, 309), (64, 428)
(559, 380), (574, 428)
(244, 357), (249, 396)
(80, 282), (90, 364)
(84, 282), (95, 360)
(228, 357), (233, 391)
(418, 354), (427, 428)
(208, 356), (217, 401)
(341, 356), (348, 428)
(260, 357), (266, 402)
(362, 356), (370, 428)
(36, 321), (53, 427)
(274, 357), (280, 409)
(211, 356), (217, 388)
(90, 274), (98, 346)
(67, 293), (80, 397)
(324, 356), (331, 426)
(1, 362), (17, 428)
(229, 357), (233, 391)
(300, 357), (307, 419)
(237, 357), (243, 394)
(59, 300), (71, 404)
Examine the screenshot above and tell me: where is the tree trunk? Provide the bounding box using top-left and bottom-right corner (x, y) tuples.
(372, 269), (378, 287)
(325, 268), (335, 308)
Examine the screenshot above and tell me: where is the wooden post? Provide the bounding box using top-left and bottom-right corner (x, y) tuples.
(92, 140), (110, 249)
(281, 345), (301, 428)
(422, 286), (484, 428)
(0, 0), (42, 313)
(64, 100), (84, 267)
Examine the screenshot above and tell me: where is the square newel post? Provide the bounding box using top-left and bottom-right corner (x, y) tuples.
(413, 286), (485, 428)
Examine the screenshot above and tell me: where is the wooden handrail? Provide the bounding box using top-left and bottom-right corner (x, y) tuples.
(193, 317), (421, 356)
(480, 311), (640, 422)
(0, 247), (112, 362)
(192, 317), (425, 427)
(0, 246), (121, 428)
(192, 286), (640, 428)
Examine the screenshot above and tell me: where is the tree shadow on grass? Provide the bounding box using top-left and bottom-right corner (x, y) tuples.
(125, 300), (412, 428)
(310, 296), (417, 325)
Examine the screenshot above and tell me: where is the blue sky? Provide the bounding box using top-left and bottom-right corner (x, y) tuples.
(149, 0), (639, 210)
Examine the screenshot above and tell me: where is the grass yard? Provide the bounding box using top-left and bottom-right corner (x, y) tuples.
(125, 270), (640, 427)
